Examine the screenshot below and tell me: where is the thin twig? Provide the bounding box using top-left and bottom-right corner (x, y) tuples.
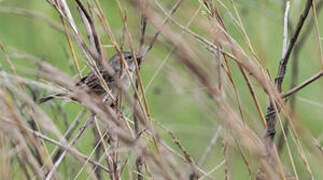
(282, 71), (323, 98)
(59, 13), (82, 78)
(45, 116), (94, 180)
(144, 3), (202, 92)
(271, 97), (296, 180)
(142, 0), (184, 58)
(275, 0), (313, 91)
(222, 139), (230, 180)
(21, 122), (111, 173)
(74, 129), (110, 180)
(282, 1), (290, 57)
(229, 0), (262, 65)
(168, 131), (199, 178)
(93, 116), (114, 179)
(75, 0), (102, 62)
(198, 160), (225, 180)
(288, 129), (314, 180)
(43, 109), (85, 170)
(139, 12), (147, 56)
(198, 126), (222, 167)
(311, 1), (323, 69)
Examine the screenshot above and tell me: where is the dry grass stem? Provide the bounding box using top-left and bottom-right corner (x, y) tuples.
(0, 0), (322, 179)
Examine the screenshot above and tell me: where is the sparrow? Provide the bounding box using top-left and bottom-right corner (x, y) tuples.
(39, 51), (137, 104)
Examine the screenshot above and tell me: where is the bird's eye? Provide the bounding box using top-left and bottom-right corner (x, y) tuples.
(127, 55), (132, 59)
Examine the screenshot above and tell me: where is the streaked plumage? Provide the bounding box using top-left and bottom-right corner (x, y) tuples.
(39, 51), (136, 104)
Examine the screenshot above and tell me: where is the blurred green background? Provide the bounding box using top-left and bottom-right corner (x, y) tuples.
(0, 0), (322, 179)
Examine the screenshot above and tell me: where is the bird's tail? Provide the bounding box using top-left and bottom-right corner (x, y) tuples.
(38, 93), (66, 104)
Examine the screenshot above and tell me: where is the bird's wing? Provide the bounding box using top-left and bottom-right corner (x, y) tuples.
(76, 70), (115, 95)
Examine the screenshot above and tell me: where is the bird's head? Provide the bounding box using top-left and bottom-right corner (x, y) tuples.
(109, 51), (138, 73)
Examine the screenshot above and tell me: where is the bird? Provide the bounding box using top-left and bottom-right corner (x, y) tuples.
(39, 51), (137, 104)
